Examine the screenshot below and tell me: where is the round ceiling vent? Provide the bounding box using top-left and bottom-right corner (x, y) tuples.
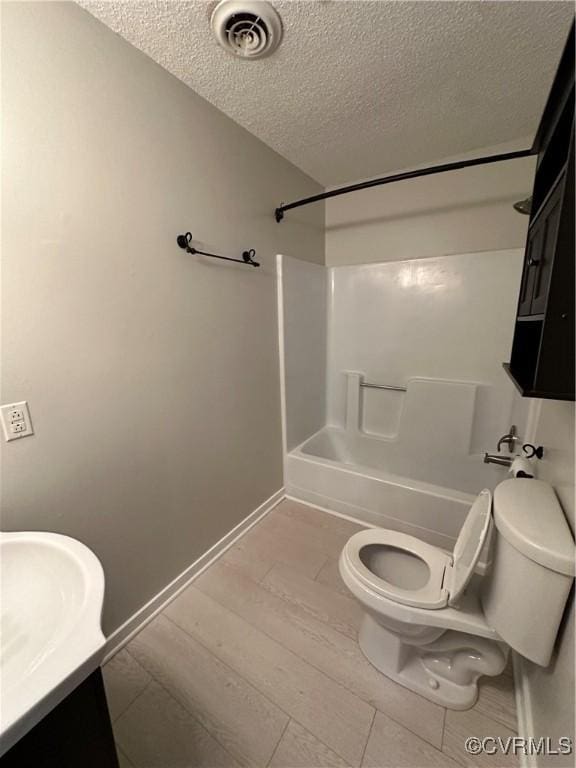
(211, 0), (283, 60)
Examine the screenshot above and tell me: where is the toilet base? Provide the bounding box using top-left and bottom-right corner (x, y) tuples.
(358, 613), (508, 709)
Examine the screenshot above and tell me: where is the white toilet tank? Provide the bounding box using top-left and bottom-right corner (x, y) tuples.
(481, 479), (575, 666)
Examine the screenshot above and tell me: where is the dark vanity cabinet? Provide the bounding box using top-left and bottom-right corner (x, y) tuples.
(504, 22), (575, 401)
(1, 670), (119, 768)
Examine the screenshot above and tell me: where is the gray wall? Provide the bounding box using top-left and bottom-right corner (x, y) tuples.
(1, 1), (324, 633)
(524, 401), (574, 765)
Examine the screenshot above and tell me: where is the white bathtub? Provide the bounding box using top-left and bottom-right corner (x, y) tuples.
(285, 426), (505, 551)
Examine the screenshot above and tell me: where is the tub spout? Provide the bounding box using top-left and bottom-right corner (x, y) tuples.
(483, 452), (513, 467)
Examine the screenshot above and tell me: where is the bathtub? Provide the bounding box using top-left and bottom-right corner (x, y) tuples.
(285, 426), (505, 552)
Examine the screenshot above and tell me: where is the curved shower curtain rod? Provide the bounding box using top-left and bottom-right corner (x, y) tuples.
(274, 147), (535, 222)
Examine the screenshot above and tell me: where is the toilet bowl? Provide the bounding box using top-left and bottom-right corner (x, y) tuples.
(339, 480), (575, 709)
(339, 488), (505, 708)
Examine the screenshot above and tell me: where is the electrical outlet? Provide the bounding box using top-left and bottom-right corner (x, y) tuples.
(9, 408), (24, 423)
(1, 401), (34, 441)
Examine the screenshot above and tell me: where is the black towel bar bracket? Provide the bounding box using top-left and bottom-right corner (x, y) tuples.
(176, 232), (259, 267)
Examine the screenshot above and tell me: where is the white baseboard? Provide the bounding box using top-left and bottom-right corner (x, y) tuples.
(513, 653), (537, 768)
(103, 487), (285, 662)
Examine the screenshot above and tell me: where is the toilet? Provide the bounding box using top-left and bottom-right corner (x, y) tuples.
(339, 479), (575, 709)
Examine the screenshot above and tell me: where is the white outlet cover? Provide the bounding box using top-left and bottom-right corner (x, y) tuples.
(1, 402), (34, 442)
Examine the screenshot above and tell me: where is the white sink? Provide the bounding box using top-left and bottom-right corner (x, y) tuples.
(0, 531), (106, 755)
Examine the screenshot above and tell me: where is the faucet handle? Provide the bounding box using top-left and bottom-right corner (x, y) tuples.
(497, 425), (518, 454)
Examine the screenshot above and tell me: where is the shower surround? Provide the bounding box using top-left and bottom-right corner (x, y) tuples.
(279, 250), (532, 547)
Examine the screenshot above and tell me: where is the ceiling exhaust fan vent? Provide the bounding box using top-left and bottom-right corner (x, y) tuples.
(211, 1), (283, 60)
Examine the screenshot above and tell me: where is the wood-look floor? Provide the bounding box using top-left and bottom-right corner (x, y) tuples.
(104, 499), (518, 768)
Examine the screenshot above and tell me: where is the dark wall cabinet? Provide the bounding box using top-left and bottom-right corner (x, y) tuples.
(505, 22), (575, 401)
(518, 178), (562, 317)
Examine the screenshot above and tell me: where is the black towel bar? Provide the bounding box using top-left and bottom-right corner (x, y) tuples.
(176, 232), (259, 267)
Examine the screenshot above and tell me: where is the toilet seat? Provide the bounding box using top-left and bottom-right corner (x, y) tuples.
(343, 489), (492, 610)
(343, 529), (453, 609)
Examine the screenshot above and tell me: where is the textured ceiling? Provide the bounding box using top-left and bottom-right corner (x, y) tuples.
(80, 0), (574, 186)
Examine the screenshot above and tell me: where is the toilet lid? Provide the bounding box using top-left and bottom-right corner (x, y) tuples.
(447, 488), (492, 607)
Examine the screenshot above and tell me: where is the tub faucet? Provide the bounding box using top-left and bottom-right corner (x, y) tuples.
(484, 452), (514, 467)
(497, 425), (518, 454)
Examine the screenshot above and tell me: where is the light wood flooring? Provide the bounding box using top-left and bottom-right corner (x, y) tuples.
(104, 499), (518, 768)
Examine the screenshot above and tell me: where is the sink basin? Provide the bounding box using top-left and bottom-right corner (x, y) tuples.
(0, 532), (106, 755)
